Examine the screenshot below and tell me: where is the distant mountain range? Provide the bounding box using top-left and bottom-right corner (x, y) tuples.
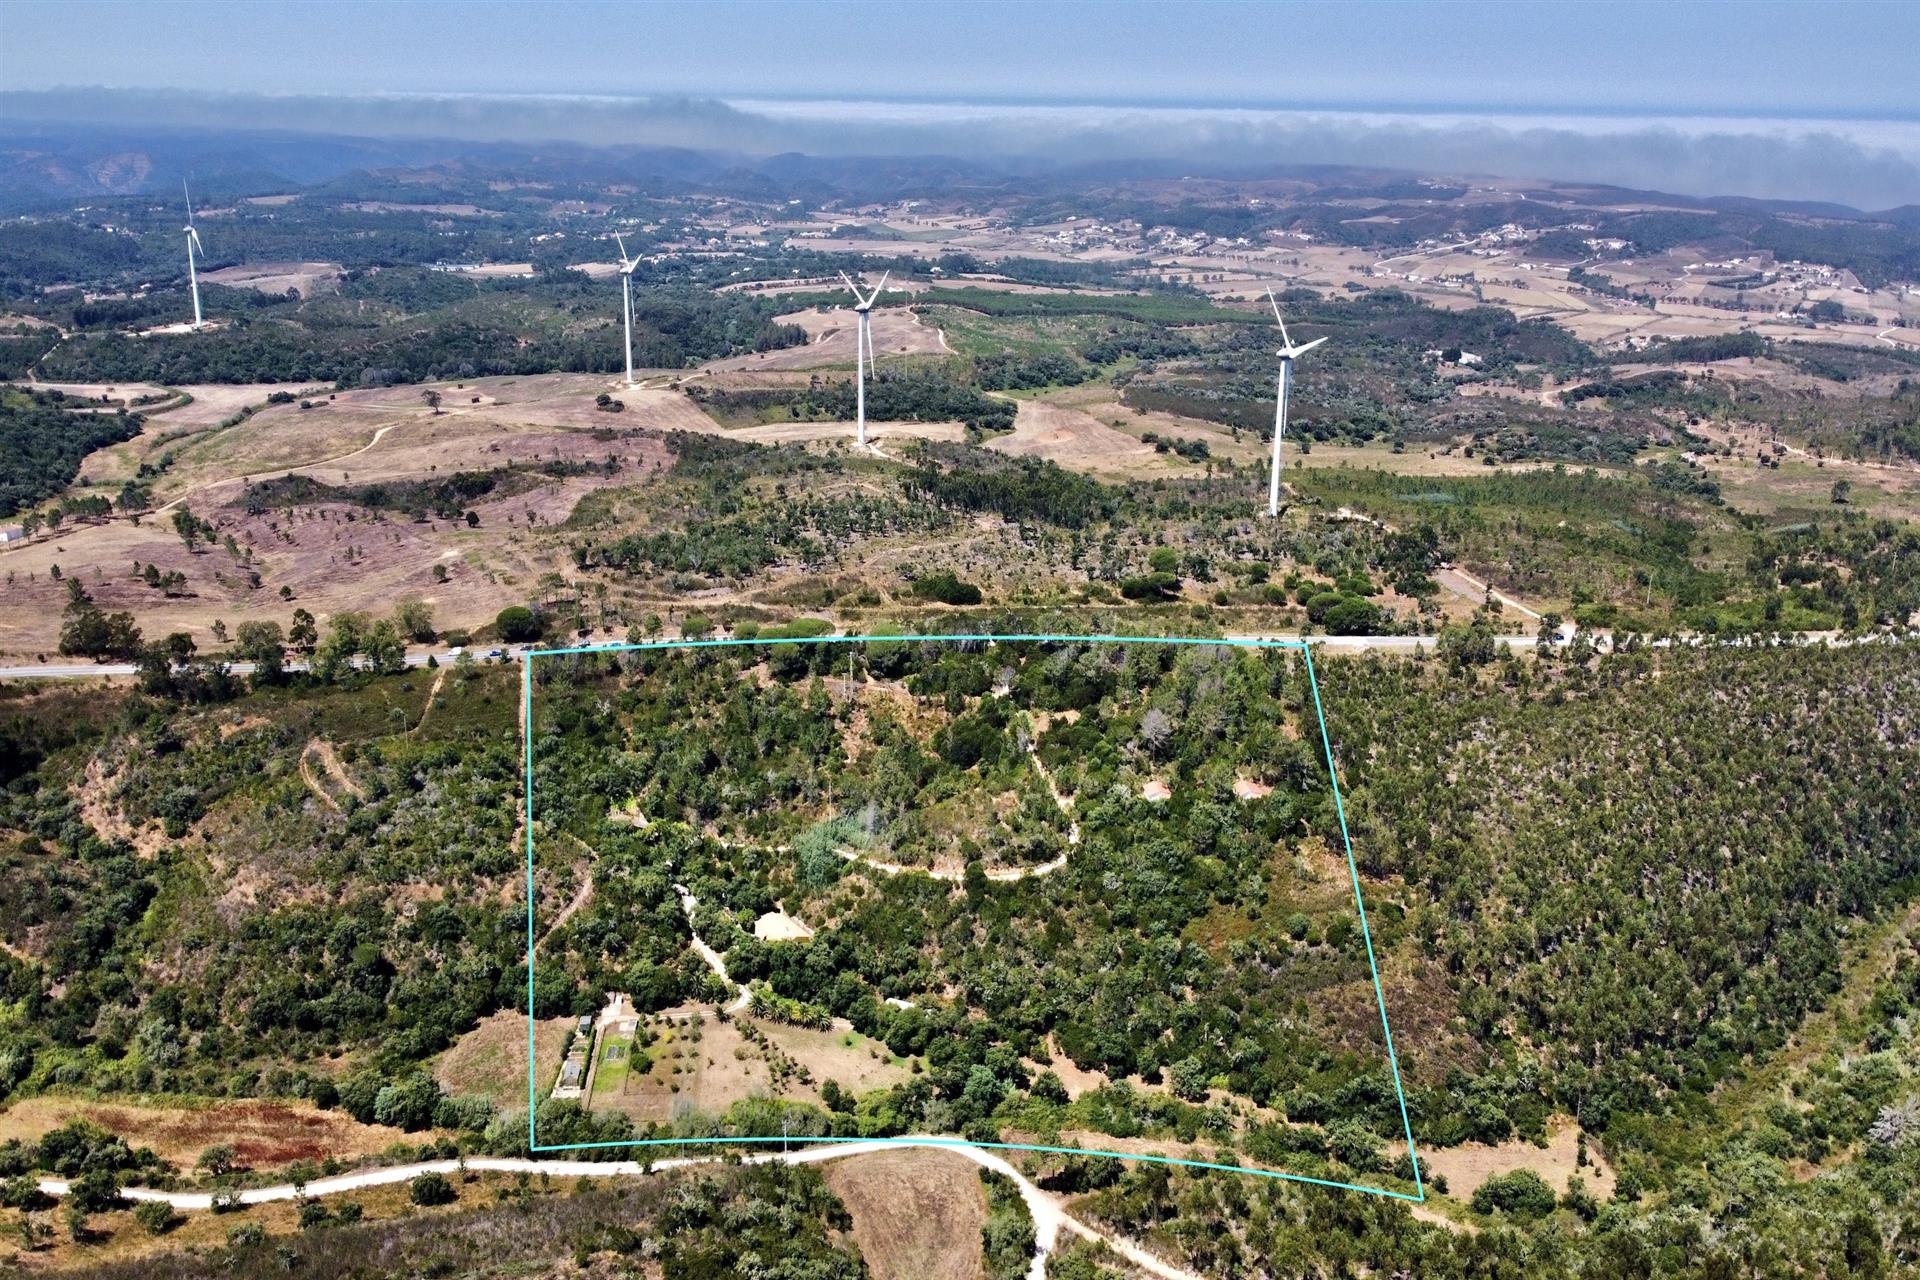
(6, 116), (1920, 237)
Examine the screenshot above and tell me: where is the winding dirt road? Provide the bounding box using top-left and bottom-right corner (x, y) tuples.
(36, 1138), (1200, 1280)
(151, 423), (403, 516)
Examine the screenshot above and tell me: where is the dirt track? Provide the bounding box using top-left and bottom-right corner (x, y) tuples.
(298, 739), (362, 811)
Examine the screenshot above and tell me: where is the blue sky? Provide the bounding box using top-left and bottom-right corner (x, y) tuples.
(3, 0), (1916, 118)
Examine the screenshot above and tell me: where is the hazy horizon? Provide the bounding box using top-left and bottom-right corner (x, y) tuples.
(6, 0), (1920, 208)
(6, 0), (1918, 118)
(7, 85), (1920, 210)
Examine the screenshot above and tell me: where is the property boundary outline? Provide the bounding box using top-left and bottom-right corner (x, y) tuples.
(522, 633), (1425, 1202)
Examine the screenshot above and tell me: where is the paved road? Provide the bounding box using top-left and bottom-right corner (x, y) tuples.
(0, 645), (532, 682)
(3, 630), (1894, 682)
(11, 624), (1906, 685)
(36, 1137), (1202, 1280)
(0, 635), (1511, 681)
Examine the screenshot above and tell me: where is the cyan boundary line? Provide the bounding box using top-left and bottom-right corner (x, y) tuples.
(520, 632), (1423, 1201)
(1303, 645), (1425, 1200)
(524, 654), (538, 1156)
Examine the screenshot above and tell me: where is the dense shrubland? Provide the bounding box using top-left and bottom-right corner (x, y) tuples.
(48, 1164), (866, 1280)
(690, 370), (1018, 433)
(31, 275), (807, 385)
(0, 385), (143, 518)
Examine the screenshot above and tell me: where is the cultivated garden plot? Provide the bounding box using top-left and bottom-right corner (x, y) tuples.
(522, 633), (1424, 1199)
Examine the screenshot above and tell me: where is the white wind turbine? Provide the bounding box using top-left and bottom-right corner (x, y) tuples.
(1264, 288), (1326, 517)
(838, 270), (888, 448)
(613, 230), (642, 385)
(183, 181), (207, 330)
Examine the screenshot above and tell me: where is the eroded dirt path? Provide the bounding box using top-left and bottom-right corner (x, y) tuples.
(412, 667), (449, 735)
(673, 882), (752, 1012)
(541, 865), (595, 944)
(299, 738), (363, 811)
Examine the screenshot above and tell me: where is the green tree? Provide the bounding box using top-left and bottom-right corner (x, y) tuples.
(1438, 615), (1499, 668)
(288, 607), (318, 655)
(196, 1143), (237, 1179)
(374, 1072), (444, 1131)
(496, 605), (540, 642)
(1168, 1056), (1210, 1102)
(57, 605), (142, 661)
(232, 620), (286, 685)
(314, 611), (369, 680)
(408, 1171), (456, 1206)
(133, 1199), (176, 1235)
(171, 506), (203, 551)
(394, 598), (435, 643)
(1471, 1168), (1559, 1219)
(363, 619), (407, 674)
(226, 1221), (266, 1247)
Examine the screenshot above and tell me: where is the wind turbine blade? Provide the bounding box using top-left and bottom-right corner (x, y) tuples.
(872, 271), (889, 302)
(1293, 336), (1328, 357)
(183, 179), (193, 223)
(614, 231), (628, 262)
(838, 271), (859, 299)
(1268, 288), (1293, 349)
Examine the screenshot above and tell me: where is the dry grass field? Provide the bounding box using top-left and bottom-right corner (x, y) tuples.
(1045, 382), (1261, 467)
(200, 261), (343, 297)
(985, 399), (1178, 479)
(1422, 1115), (1616, 1202)
(586, 1008), (913, 1127)
(725, 419), (968, 449)
(592, 1008), (767, 1125)
(342, 201), (496, 217)
(434, 1010), (574, 1106)
(759, 1023), (911, 1093)
(1293, 441), (1566, 477)
(0, 1095), (410, 1172)
(705, 304), (949, 371)
(1682, 437), (1920, 524)
(11, 359), (1237, 657)
(0, 375), (699, 657)
(820, 1147), (988, 1280)
(719, 273), (1125, 300)
(0, 1171), (499, 1273)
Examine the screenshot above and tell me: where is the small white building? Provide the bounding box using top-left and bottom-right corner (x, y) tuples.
(0, 526), (24, 544)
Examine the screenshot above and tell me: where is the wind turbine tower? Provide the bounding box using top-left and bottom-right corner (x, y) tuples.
(838, 270), (888, 448)
(1265, 288), (1326, 517)
(613, 231), (642, 385)
(183, 181), (207, 330)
